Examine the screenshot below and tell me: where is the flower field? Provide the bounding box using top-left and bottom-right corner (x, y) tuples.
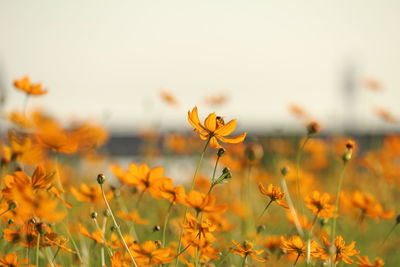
(0, 76), (398, 266)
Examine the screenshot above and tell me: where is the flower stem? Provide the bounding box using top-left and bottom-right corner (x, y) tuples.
(295, 135), (310, 216)
(136, 189), (146, 209)
(162, 203), (173, 247)
(330, 162), (347, 267)
(241, 255), (248, 267)
(175, 138), (210, 267)
(36, 234), (41, 267)
(257, 199), (273, 222)
(101, 184), (138, 267)
(331, 163), (347, 242)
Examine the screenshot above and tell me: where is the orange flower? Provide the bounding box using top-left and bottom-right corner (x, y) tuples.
(110, 251), (131, 267)
(71, 184), (113, 205)
(304, 191), (335, 219)
(320, 235), (359, 264)
(280, 235), (321, 264)
(184, 190), (227, 214)
(111, 163), (165, 197)
(183, 213), (216, 243)
(130, 240), (174, 266)
(117, 211), (149, 225)
(155, 178), (186, 205)
(187, 106), (246, 149)
(356, 255), (384, 267)
(341, 191), (394, 221)
(78, 224), (104, 244)
(230, 240), (266, 262)
(14, 76), (47, 96)
(0, 252), (28, 267)
(258, 183), (288, 209)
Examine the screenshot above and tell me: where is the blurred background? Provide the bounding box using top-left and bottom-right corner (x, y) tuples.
(0, 0), (399, 138)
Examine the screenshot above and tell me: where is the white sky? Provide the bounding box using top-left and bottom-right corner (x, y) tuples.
(0, 0), (399, 134)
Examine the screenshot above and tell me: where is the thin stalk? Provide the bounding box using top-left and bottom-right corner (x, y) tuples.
(241, 256), (247, 267)
(23, 94), (30, 116)
(207, 152), (222, 195)
(306, 214), (319, 263)
(294, 253), (301, 266)
(380, 223), (398, 247)
(36, 234), (41, 267)
(257, 199), (273, 222)
(216, 252), (229, 267)
(162, 203), (173, 247)
(175, 138), (210, 267)
(101, 184), (138, 267)
(295, 135), (310, 217)
(63, 223), (83, 264)
(52, 247), (60, 263)
(136, 190), (146, 209)
(330, 163), (347, 267)
(281, 177), (304, 237)
(44, 248), (55, 267)
(330, 163), (347, 242)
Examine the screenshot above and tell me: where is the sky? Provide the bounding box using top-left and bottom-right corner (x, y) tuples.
(0, 0), (399, 134)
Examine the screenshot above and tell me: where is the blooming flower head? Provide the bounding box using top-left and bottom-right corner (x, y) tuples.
(320, 235), (360, 264)
(258, 183), (288, 209)
(14, 76), (47, 96)
(130, 240), (174, 266)
(230, 240), (266, 262)
(188, 106), (246, 149)
(304, 191), (335, 218)
(280, 235), (321, 264)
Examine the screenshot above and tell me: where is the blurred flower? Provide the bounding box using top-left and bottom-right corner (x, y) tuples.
(356, 255), (384, 267)
(14, 76), (47, 96)
(304, 191), (335, 219)
(130, 240), (174, 265)
(320, 235), (359, 264)
(230, 240), (265, 262)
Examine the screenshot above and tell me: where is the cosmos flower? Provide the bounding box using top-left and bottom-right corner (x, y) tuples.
(188, 106), (246, 149)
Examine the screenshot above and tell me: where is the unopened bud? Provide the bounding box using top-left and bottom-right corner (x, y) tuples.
(217, 148), (225, 157)
(103, 210), (110, 217)
(245, 143), (264, 162)
(396, 214), (400, 224)
(154, 240), (162, 247)
(97, 173), (106, 184)
(281, 167), (289, 176)
(8, 201), (17, 211)
(222, 167), (232, 179)
(110, 226), (117, 232)
(7, 219), (14, 225)
(153, 225), (161, 232)
(306, 122), (320, 135)
(91, 212), (98, 219)
(36, 222), (47, 235)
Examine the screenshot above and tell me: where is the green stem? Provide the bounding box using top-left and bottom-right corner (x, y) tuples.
(136, 190), (146, 209)
(295, 135), (310, 216)
(175, 138), (210, 267)
(241, 255), (247, 267)
(162, 203), (173, 247)
(330, 163), (347, 267)
(257, 199), (273, 222)
(101, 184), (138, 267)
(331, 163), (347, 242)
(36, 234), (41, 267)
(380, 223), (398, 247)
(63, 223), (83, 264)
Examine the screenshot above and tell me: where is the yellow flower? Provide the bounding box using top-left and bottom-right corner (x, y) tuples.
(188, 106), (246, 149)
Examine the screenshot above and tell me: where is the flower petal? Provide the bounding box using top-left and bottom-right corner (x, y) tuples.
(214, 119), (237, 136)
(204, 113), (217, 132)
(217, 132), (247, 144)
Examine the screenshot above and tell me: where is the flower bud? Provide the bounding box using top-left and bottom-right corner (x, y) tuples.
(97, 173), (106, 184)
(36, 222), (47, 235)
(245, 143), (264, 162)
(396, 214), (400, 224)
(103, 210), (110, 217)
(217, 148), (225, 157)
(153, 225), (161, 232)
(91, 212), (98, 219)
(8, 201), (17, 211)
(222, 167), (232, 179)
(281, 167), (290, 176)
(306, 122), (320, 135)
(7, 219), (14, 225)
